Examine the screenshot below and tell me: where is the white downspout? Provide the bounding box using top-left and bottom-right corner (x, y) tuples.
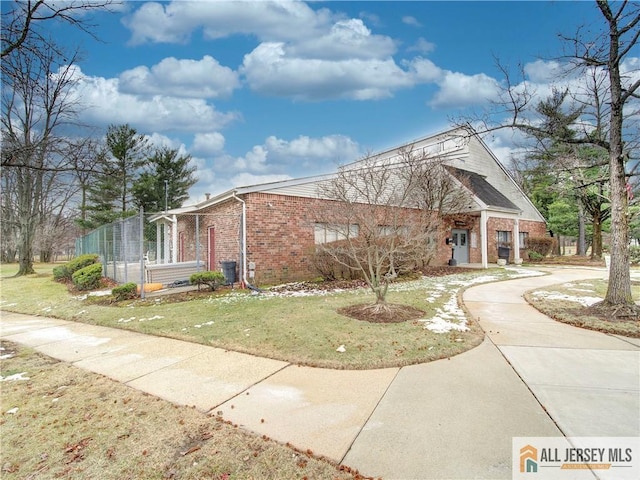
(232, 192), (248, 287)
(480, 210), (488, 269)
(513, 218), (521, 262)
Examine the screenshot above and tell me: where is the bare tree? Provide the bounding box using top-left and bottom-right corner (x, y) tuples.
(1, 0), (115, 59)
(1, 37), (81, 275)
(461, 1), (639, 312)
(315, 147), (472, 310)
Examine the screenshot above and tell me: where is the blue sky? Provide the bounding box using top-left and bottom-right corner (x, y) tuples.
(49, 0), (618, 201)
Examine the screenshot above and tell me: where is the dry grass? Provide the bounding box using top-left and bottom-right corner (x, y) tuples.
(0, 263), (527, 369)
(524, 278), (640, 337)
(0, 341), (368, 480)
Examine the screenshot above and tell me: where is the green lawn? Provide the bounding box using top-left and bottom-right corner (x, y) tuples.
(1, 262), (537, 369)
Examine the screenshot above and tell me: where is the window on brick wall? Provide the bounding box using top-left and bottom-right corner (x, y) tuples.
(519, 232), (529, 248)
(314, 223), (359, 244)
(496, 230), (512, 247)
(378, 225), (409, 236)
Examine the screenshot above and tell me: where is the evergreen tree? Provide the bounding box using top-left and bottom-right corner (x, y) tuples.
(79, 124), (149, 230)
(132, 147), (197, 213)
(106, 124), (149, 213)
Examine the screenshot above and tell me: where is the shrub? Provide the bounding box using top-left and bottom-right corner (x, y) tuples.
(52, 265), (71, 281)
(112, 282), (138, 301)
(54, 254), (100, 282)
(67, 254), (100, 274)
(631, 246), (640, 266)
(527, 237), (555, 257)
(190, 271), (226, 291)
(72, 263), (103, 291)
(527, 251), (544, 262)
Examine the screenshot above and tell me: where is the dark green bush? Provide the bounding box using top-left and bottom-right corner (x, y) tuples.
(527, 251), (544, 262)
(72, 263), (103, 291)
(112, 282), (138, 301)
(52, 265), (71, 281)
(68, 254), (99, 273)
(190, 271), (225, 291)
(631, 246), (640, 266)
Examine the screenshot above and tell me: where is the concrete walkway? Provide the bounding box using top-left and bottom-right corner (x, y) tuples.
(1, 267), (638, 479)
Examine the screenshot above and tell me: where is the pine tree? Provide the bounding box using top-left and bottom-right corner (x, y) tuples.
(132, 147), (197, 213)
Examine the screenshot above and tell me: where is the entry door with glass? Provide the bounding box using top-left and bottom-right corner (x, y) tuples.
(451, 229), (469, 264)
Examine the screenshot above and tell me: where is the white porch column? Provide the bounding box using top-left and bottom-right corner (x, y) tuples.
(163, 222), (171, 265)
(171, 215), (178, 263)
(480, 210), (488, 268)
(156, 222), (162, 264)
(513, 218), (521, 261)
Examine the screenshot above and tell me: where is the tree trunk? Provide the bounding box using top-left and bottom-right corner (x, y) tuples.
(591, 214), (602, 260)
(600, 1), (633, 306)
(16, 218), (36, 275)
(577, 202), (587, 256)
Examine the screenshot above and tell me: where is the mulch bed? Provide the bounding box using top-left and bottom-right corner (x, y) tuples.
(338, 303), (426, 323)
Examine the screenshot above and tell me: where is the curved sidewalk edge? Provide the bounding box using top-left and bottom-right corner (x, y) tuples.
(463, 267), (640, 439)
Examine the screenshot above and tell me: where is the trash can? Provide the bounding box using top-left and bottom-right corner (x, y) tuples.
(221, 261), (237, 285)
(498, 247), (510, 263)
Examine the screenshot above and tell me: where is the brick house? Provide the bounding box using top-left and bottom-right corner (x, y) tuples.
(150, 128), (546, 285)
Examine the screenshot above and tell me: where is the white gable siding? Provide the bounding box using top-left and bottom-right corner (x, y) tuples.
(235, 128), (544, 223)
(446, 136), (544, 221)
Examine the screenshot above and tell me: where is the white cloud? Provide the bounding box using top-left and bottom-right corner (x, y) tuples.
(523, 59), (566, 83)
(192, 132), (226, 155)
(408, 37), (436, 54)
(191, 133), (360, 199)
(405, 57), (443, 82)
(241, 42), (414, 100)
(146, 132), (186, 151)
(402, 16), (422, 27)
(67, 67), (238, 133)
(233, 145), (269, 172)
(230, 173), (293, 188)
(119, 56), (240, 99)
(123, 0), (335, 45)
(430, 71), (501, 108)
(287, 19), (397, 60)
(264, 134), (361, 164)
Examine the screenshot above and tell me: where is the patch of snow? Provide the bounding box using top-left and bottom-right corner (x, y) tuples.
(193, 321), (214, 328)
(418, 288), (469, 333)
(336, 345), (346, 353)
(138, 315), (164, 322)
(1, 372), (30, 382)
(117, 317), (136, 323)
(89, 290), (112, 297)
(504, 267), (546, 277)
(0, 353), (15, 360)
(6, 407), (19, 414)
(531, 290), (602, 307)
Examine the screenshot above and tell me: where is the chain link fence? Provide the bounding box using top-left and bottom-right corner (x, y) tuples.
(74, 210), (233, 291)
(75, 210), (154, 285)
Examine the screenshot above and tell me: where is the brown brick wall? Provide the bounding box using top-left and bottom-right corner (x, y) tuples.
(245, 193), (320, 284)
(174, 193), (546, 283)
(487, 217), (547, 262)
(176, 200), (242, 275)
